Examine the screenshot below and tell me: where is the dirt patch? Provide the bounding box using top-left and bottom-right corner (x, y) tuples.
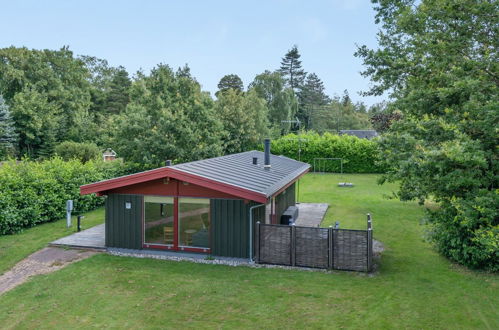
(0, 247), (98, 295)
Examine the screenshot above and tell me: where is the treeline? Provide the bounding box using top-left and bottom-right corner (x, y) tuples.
(0, 45), (379, 166)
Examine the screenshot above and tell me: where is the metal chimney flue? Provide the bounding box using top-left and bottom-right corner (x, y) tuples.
(264, 138), (271, 168)
(165, 160), (172, 166)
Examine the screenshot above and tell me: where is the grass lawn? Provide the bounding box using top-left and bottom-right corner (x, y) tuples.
(0, 174), (497, 329)
(0, 208), (104, 275)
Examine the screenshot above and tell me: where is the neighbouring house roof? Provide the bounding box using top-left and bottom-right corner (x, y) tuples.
(103, 148), (117, 156)
(80, 150), (310, 203)
(339, 130), (379, 139)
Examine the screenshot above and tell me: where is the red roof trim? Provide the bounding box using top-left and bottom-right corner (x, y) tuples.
(80, 167), (269, 203)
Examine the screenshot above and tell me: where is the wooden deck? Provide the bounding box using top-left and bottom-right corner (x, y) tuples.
(49, 203), (328, 251)
(50, 224), (106, 250)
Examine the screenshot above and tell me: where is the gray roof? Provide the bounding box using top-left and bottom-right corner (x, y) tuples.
(172, 150), (309, 197)
(339, 130), (379, 139)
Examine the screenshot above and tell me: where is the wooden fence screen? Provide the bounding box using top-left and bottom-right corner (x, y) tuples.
(256, 219), (373, 272)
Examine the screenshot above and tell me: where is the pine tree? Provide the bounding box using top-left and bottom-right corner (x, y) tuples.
(298, 73), (330, 129)
(0, 96), (17, 158)
(105, 66), (131, 114)
(341, 89), (351, 107)
(278, 45), (306, 91)
(300, 73), (330, 107)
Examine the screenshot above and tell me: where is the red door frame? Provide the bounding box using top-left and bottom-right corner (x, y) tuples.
(142, 195), (211, 254)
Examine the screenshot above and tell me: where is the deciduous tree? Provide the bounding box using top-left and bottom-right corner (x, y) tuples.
(356, 0), (499, 270)
(214, 89), (269, 153)
(216, 74), (244, 95)
(0, 47), (92, 156)
(249, 71), (298, 134)
(112, 64), (224, 165)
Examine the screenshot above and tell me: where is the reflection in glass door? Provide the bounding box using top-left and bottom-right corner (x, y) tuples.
(144, 196), (174, 245)
(178, 198), (210, 248)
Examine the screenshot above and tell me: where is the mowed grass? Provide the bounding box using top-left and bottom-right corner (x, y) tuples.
(0, 174), (497, 329)
(0, 208), (104, 275)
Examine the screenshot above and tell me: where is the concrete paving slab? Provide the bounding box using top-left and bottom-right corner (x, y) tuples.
(295, 203), (329, 227)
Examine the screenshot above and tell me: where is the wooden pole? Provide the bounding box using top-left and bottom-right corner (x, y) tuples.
(328, 226), (333, 269)
(255, 221), (261, 263)
(291, 224), (296, 267)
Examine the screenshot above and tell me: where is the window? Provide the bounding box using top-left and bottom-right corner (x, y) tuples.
(144, 196), (174, 245)
(178, 198), (210, 248)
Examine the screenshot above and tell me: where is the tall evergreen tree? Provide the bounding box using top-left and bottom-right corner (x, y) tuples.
(299, 73), (331, 128)
(301, 73), (330, 106)
(105, 66), (131, 114)
(216, 74), (244, 95)
(278, 45), (306, 91)
(0, 96), (17, 158)
(341, 89), (351, 107)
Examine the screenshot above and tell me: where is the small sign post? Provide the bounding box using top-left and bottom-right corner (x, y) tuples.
(66, 200), (73, 228)
(77, 215), (84, 232)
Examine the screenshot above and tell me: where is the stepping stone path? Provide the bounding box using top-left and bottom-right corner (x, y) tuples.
(0, 247), (98, 295)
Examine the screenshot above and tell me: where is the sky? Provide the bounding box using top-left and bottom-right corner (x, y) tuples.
(0, 0), (385, 106)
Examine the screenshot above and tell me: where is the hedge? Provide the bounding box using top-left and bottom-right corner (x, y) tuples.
(0, 158), (127, 235)
(268, 132), (385, 173)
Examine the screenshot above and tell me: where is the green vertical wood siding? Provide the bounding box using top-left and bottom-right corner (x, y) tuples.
(208, 199), (250, 258)
(210, 199), (267, 258)
(275, 182), (296, 222)
(105, 194), (143, 249)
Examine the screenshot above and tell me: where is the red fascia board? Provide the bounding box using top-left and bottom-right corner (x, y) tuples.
(80, 167), (169, 195)
(80, 167), (268, 203)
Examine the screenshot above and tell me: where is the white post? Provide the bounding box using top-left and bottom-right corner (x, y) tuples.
(66, 200), (73, 228)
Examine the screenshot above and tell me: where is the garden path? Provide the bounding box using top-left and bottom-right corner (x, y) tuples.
(0, 247), (97, 295)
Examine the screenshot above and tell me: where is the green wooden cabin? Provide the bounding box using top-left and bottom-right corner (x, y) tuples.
(81, 147), (309, 259)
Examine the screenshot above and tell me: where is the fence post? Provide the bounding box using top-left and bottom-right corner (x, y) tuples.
(328, 226), (333, 269)
(367, 214), (373, 272)
(255, 221), (261, 263)
(291, 224), (296, 266)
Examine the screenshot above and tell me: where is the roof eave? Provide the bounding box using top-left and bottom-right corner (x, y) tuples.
(267, 166), (310, 198)
(80, 167), (268, 204)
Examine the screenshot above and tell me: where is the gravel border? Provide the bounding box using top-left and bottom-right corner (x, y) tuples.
(107, 250), (377, 275)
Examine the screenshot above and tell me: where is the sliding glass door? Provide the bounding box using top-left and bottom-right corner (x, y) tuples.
(178, 198), (210, 249)
(144, 196), (174, 246)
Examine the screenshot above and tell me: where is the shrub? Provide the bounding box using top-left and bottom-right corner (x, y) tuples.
(426, 190), (498, 272)
(54, 141), (101, 163)
(268, 132), (385, 173)
(0, 158), (125, 235)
